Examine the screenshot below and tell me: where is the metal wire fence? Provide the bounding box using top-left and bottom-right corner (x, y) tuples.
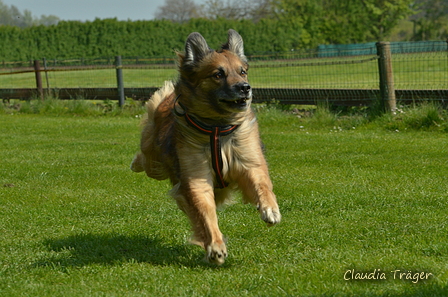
(1, 41), (447, 107)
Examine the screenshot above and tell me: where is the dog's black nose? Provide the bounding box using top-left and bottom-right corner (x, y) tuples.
(239, 83), (251, 96)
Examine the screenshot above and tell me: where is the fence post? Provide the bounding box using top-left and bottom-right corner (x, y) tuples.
(43, 58), (51, 97)
(33, 60), (44, 101)
(376, 42), (396, 112)
(115, 55), (125, 107)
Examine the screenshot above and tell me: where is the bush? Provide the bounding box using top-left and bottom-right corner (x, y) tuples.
(0, 18), (309, 61)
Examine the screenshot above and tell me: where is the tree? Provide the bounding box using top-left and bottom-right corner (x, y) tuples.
(0, 0), (59, 27)
(272, 0), (325, 46)
(155, 0), (274, 23)
(199, 0), (274, 22)
(273, 0), (414, 45)
(410, 0), (448, 40)
(359, 0), (414, 40)
(0, 1), (17, 26)
(154, 0), (200, 23)
(39, 15), (60, 27)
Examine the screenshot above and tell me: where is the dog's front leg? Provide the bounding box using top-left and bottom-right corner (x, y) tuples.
(238, 165), (281, 226)
(172, 180), (227, 265)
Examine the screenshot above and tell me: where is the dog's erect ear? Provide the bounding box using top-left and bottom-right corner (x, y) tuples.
(222, 29), (246, 62)
(184, 32), (211, 65)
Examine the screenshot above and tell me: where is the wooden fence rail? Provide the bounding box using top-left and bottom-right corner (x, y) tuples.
(1, 42), (447, 111)
(2, 87), (446, 107)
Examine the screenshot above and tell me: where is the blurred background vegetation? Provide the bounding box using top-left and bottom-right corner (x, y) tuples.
(0, 0), (447, 61)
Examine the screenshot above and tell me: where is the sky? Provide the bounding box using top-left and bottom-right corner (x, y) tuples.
(2, 0), (189, 21)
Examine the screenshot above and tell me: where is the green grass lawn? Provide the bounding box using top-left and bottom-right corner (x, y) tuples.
(0, 110), (447, 296)
(1, 52), (446, 90)
(0, 68), (178, 89)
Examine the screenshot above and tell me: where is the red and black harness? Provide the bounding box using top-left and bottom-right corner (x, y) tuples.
(174, 95), (239, 188)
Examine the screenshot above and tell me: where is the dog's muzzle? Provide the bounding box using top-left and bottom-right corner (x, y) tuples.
(239, 83), (251, 97)
(220, 83), (252, 108)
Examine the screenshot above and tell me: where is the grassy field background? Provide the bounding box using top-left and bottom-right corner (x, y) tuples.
(1, 52), (446, 89)
(1, 106), (447, 296)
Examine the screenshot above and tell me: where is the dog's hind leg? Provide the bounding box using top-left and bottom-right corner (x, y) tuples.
(171, 181), (227, 265)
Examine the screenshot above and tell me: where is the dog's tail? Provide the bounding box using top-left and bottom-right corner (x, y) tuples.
(131, 81), (174, 173)
(144, 80), (174, 126)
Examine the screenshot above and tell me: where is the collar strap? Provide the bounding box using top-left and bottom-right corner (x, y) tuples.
(174, 95), (239, 188)
(184, 113), (238, 136)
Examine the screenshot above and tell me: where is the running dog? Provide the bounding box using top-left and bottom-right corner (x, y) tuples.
(131, 29), (281, 264)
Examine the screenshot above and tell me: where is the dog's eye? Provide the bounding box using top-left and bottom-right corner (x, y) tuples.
(214, 71), (224, 79)
(241, 70), (247, 77)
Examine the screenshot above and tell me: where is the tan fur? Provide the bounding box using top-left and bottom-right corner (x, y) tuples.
(131, 30), (280, 265)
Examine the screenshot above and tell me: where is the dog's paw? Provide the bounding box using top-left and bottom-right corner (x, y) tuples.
(130, 154), (144, 172)
(260, 207), (281, 226)
(206, 242), (228, 265)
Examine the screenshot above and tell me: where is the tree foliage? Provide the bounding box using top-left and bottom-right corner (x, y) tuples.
(155, 0), (274, 23)
(0, 0), (59, 27)
(154, 0), (201, 23)
(199, 0), (274, 22)
(0, 18), (305, 61)
(274, 0), (414, 46)
(0, 0), (445, 62)
(410, 0), (448, 40)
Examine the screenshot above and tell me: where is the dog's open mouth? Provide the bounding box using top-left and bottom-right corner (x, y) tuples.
(221, 98), (249, 108)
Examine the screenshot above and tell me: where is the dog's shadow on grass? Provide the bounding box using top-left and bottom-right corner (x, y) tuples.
(35, 233), (210, 269)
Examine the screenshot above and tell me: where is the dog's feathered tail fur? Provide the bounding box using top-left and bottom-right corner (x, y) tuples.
(130, 80), (174, 178)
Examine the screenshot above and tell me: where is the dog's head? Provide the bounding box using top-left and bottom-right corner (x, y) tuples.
(176, 30), (251, 122)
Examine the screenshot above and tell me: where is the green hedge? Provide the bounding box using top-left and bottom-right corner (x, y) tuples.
(0, 18), (306, 62)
